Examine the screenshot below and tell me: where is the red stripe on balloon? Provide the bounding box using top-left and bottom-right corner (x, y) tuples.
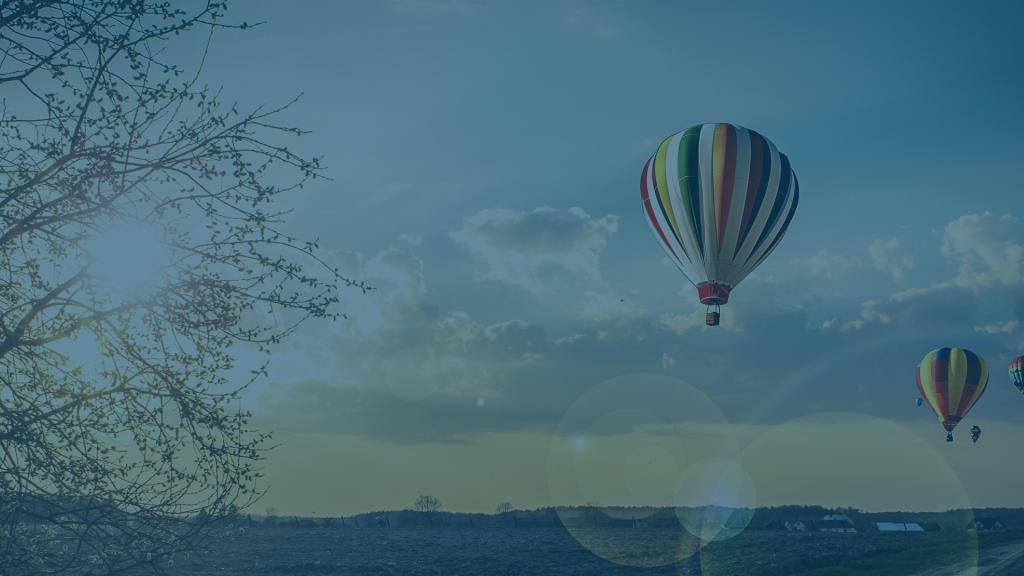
(640, 157), (681, 264)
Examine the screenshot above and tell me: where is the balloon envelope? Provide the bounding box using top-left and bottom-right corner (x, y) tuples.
(916, 347), (988, 437)
(640, 123), (799, 316)
(1010, 356), (1024, 394)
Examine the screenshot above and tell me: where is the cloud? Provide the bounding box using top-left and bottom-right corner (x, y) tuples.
(397, 234), (423, 246)
(450, 207), (618, 293)
(804, 249), (860, 279)
(941, 212), (1024, 289)
(660, 311), (703, 335)
(259, 212), (1024, 445)
(259, 247), (837, 442)
(975, 320), (1019, 335)
(841, 283), (958, 332)
(868, 238), (913, 282)
(841, 213), (1024, 333)
(327, 247), (426, 335)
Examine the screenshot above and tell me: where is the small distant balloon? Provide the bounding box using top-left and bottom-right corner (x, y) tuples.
(916, 397), (923, 407)
(1009, 355), (1024, 394)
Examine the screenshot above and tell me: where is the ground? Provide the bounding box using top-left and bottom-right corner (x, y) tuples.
(169, 525), (1024, 576)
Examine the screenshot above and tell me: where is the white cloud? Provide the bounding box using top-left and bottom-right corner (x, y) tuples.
(868, 238), (913, 282)
(660, 311), (704, 335)
(661, 352), (676, 370)
(841, 299), (892, 332)
(450, 206), (619, 293)
(330, 247), (426, 335)
(840, 282), (958, 332)
(975, 320), (1019, 335)
(397, 234), (423, 246)
(804, 249), (860, 279)
(941, 212), (1024, 289)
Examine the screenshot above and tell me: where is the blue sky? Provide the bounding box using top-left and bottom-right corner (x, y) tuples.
(177, 1), (1024, 514)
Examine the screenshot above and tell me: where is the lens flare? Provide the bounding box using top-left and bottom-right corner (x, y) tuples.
(84, 219), (173, 302)
(674, 457), (756, 542)
(546, 373), (739, 567)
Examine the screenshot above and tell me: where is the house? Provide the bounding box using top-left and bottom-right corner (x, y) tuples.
(823, 513), (853, 523)
(818, 519), (857, 534)
(875, 522), (924, 532)
(784, 518), (815, 532)
(969, 518), (1006, 532)
(818, 514), (857, 533)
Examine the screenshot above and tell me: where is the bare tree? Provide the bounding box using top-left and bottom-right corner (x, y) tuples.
(413, 494), (442, 514)
(0, 1), (360, 574)
(495, 501), (512, 515)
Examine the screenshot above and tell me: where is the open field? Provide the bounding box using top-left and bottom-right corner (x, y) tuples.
(171, 525), (1024, 576)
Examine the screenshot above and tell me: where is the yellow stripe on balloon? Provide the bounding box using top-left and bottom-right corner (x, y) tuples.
(945, 348), (968, 418)
(918, 351), (943, 423)
(654, 137), (681, 241)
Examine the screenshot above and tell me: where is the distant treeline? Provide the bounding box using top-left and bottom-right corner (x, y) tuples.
(233, 505), (1024, 532)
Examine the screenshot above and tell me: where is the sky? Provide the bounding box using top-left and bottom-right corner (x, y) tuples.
(161, 0), (1024, 516)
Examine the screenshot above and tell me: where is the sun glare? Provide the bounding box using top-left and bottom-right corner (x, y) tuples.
(84, 219), (174, 302)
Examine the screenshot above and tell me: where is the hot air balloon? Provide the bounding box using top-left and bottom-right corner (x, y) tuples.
(916, 397), (923, 407)
(916, 347), (988, 442)
(1010, 356), (1024, 393)
(640, 123), (799, 326)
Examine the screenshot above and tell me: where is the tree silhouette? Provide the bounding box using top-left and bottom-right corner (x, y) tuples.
(0, 1), (360, 573)
(413, 494), (442, 514)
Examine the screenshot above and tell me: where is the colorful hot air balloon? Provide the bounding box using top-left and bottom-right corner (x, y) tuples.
(1010, 356), (1024, 394)
(916, 347), (988, 442)
(640, 123), (798, 326)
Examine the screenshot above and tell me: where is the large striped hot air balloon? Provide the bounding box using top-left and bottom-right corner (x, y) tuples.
(1010, 356), (1024, 394)
(640, 123), (799, 326)
(916, 347), (988, 442)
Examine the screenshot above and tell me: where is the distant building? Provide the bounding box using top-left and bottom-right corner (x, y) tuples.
(784, 519), (814, 532)
(875, 522), (924, 532)
(778, 514), (858, 534)
(823, 514), (853, 523)
(817, 514), (857, 533)
(968, 518), (1006, 532)
(818, 520), (857, 534)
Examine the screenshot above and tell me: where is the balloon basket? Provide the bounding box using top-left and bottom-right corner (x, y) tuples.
(705, 311), (720, 326)
(946, 432), (953, 443)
